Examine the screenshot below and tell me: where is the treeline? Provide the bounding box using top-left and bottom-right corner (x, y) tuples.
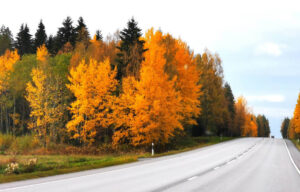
(281, 93), (300, 139)
(0, 17), (270, 147)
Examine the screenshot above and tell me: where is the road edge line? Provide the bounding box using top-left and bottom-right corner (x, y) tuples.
(284, 140), (300, 176)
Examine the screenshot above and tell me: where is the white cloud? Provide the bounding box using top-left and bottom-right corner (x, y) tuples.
(246, 94), (285, 103)
(252, 107), (292, 118)
(254, 42), (287, 57)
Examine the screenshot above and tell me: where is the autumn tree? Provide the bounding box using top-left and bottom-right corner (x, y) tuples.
(26, 45), (67, 146)
(194, 51), (228, 136)
(233, 96), (247, 136)
(243, 113), (258, 137)
(9, 55), (37, 134)
(158, 32), (201, 134)
(293, 93), (300, 135)
(113, 29), (183, 146)
(281, 117), (290, 138)
(67, 59), (118, 145)
(116, 18), (147, 80)
(0, 50), (20, 133)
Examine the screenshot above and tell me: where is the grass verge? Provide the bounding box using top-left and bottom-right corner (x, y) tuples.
(0, 136), (234, 184)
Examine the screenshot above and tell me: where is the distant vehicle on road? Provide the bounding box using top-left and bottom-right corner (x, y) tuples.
(271, 136), (275, 138)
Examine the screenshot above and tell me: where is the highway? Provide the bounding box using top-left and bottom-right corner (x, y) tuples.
(0, 138), (299, 192)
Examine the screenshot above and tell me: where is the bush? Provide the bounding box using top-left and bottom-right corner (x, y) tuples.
(4, 162), (19, 174)
(23, 158), (37, 173)
(0, 134), (14, 152)
(0, 134), (40, 155)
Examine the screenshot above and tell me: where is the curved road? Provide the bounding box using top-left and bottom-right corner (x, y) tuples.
(0, 138), (299, 192)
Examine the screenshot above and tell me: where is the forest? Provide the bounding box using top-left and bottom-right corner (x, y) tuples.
(0, 17), (271, 150)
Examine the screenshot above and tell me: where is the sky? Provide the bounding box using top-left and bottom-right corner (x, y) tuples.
(2, 0), (300, 137)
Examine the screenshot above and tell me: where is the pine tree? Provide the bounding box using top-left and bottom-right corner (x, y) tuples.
(0, 25), (13, 55)
(34, 20), (47, 52)
(116, 18), (147, 80)
(75, 17), (90, 47)
(95, 30), (103, 41)
(46, 35), (55, 55)
(55, 17), (76, 53)
(280, 117), (290, 138)
(223, 83), (235, 136)
(224, 83), (235, 120)
(15, 24), (33, 55)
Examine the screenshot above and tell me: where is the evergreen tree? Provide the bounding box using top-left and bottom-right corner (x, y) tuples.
(95, 30), (103, 41)
(116, 18), (147, 80)
(280, 117), (290, 138)
(256, 115), (270, 137)
(15, 24), (33, 55)
(34, 20), (47, 52)
(224, 82), (235, 135)
(46, 35), (55, 55)
(54, 17), (76, 53)
(0, 25), (13, 55)
(75, 16), (90, 46)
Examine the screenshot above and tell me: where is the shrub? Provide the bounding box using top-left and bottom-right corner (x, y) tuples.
(23, 158), (37, 173)
(4, 162), (19, 174)
(0, 134), (14, 152)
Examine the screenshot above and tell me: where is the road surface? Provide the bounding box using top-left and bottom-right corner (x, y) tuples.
(0, 138), (299, 192)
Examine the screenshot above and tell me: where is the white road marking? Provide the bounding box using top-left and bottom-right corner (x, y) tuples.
(214, 166), (220, 170)
(187, 176), (198, 181)
(284, 140), (300, 175)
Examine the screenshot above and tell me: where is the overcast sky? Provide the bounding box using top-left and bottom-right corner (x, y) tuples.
(2, 0), (300, 137)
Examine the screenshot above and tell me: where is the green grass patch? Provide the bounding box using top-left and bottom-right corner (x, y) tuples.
(0, 136), (234, 183)
(0, 154), (138, 183)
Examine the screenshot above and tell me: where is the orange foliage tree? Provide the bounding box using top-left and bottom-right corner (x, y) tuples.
(113, 29), (185, 146)
(234, 96), (258, 137)
(0, 50), (20, 93)
(293, 93), (300, 135)
(67, 58), (118, 144)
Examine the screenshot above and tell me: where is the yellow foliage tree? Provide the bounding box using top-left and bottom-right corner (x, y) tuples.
(0, 50), (20, 93)
(243, 114), (258, 137)
(113, 29), (184, 146)
(67, 58), (118, 144)
(234, 96), (258, 137)
(143, 29), (201, 126)
(293, 93), (300, 135)
(26, 45), (65, 146)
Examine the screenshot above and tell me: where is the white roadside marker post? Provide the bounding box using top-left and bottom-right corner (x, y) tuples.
(152, 142), (154, 156)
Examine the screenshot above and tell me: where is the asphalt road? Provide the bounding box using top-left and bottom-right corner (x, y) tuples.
(0, 138), (299, 192)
